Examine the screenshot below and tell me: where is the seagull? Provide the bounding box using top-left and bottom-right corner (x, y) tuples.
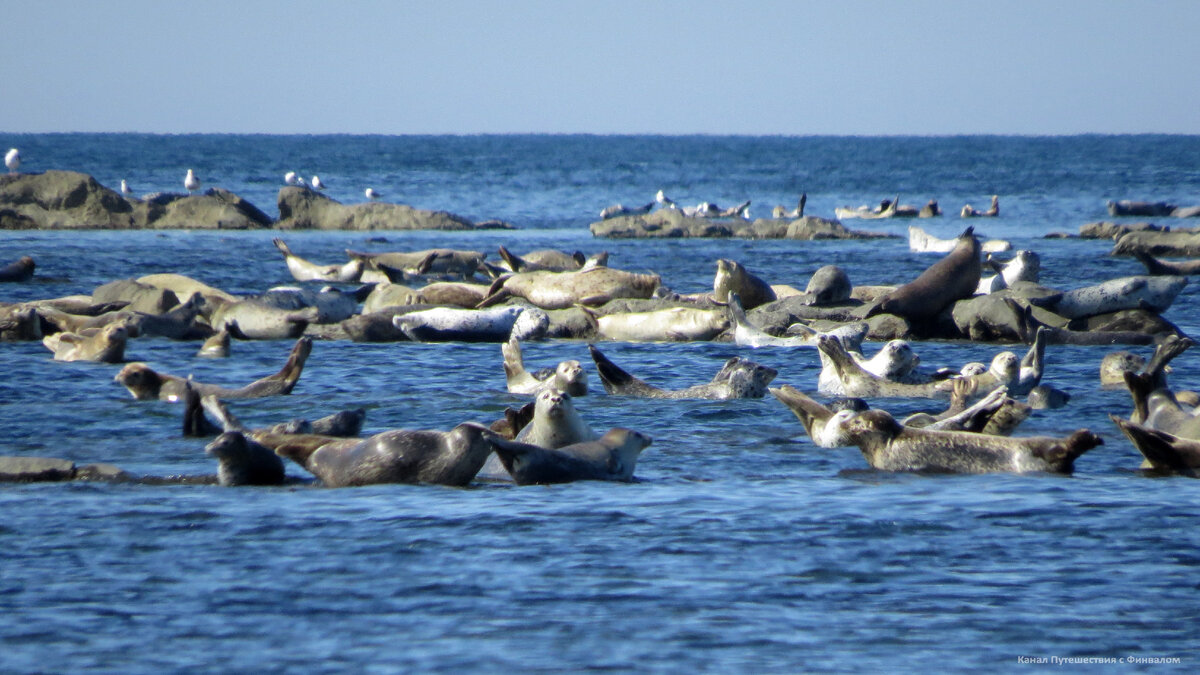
(5, 148), (19, 174)
(311, 175), (326, 190)
(184, 169), (200, 193)
(284, 171), (299, 186)
(655, 189), (677, 209)
(365, 187), (381, 200)
(120, 179), (133, 197)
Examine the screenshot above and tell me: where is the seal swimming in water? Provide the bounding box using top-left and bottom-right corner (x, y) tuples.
(477, 388), (598, 480)
(501, 337), (588, 396)
(1099, 350), (1147, 388)
(816, 334), (1017, 400)
(961, 195), (999, 218)
(115, 336), (312, 401)
(477, 267), (660, 310)
(770, 385), (869, 448)
(0, 256), (35, 282)
(196, 326), (231, 358)
(713, 259), (776, 310)
(271, 422), (496, 488)
(588, 344), (776, 399)
(273, 238), (365, 283)
(1110, 415), (1200, 474)
(865, 226), (982, 324)
(43, 322), (130, 363)
(204, 431), (287, 486)
(836, 408), (1102, 474)
(487, 428), (653, 485)
(1130, 249), (1200, 276)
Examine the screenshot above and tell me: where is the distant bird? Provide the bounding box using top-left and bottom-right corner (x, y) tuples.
(311, 175), (326, 190)
(284, 171), (300, 186)
(656, 189), (677, 209)
(5, 148), (20, 173)
(120, 179), (133, 197)
(365, 187), (381, 200)
(184, 169), (200, 193)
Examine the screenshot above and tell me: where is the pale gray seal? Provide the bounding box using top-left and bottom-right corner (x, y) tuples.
(0, 256), (35, 282)
(478, 388), (598, 480)
(866, 226), (982, 324)
(816, 334), (1016, 400)
(250, 285), (369, 324)
(1100, 350), (1146, 388)
(273, 238), (365, 283)
(501, 337), (587, 396)
(496, 246), (588, 273)
(713, 259), (776, 310)
(771, 385), (868, 448)
(271, 422), (496, 488)
(803, 265), (852, 305)
(961, 195), (999, 218)
(908, 225), (1010, 254)
(477, 267), (660, 310)
(1031, 275), (1187, 320)
(600, 201), (655, 219)
(415, 281), (493, 308)
(581, 306), (729, 342)
(487, 428), (653, 485)
(115, 337), (312, 401)
(210, 299), (318, 340)
(392, 305), (547, 342)
(204, 431), (287, 486)
(588, 344), (776, 399)
(43, 322), (130, 363)
(837, 408), (1102, 474)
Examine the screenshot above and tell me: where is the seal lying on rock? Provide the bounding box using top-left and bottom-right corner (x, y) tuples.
(392, 305), (548, 342)
(210, 299), (319, 340)
(866, 226), (982, 324)
(488, 428), (652, 485)
(273, 238), (365, 282)
(496, 246), (590, 273)
(837, 408), (1102, 474)
(477, 267), (660, 310)
(908, 225), (1009, 254)
(204, 431), (287, 486)
(43, 322), (130, 363)
(501, 337), (587, 396)
(713, 258), (776, 310)
(115, 337), (312, 401)
(270, 422), (496, 487)
(346, 247), (485, 279)
(1031, 275), (1187, 320)
(580, 305), (729, 342)
(727, 292), (868, 349)
(588, 344), (776, 399)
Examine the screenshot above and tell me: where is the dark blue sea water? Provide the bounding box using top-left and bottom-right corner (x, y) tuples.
(2, 134), (1199, 673)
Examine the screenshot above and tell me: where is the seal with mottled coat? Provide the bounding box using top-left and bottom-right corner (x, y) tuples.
(837, 409), (1102, 474)
(392, 305), (548, 342)
(589, 344), (776, 399)
(581, 305), (729, 342)
(501, 337), (588, 396)
(477, 388), (598, 480)
(477, 267), (660, 310)
(273, 238), (365, 283)
(1032, 275), (1187, 320)
(487, 428), (652, 484)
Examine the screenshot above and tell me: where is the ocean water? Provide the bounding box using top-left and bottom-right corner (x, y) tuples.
(1, 134), (1199, 672)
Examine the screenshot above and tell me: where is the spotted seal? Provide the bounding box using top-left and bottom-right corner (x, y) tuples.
(487, 428), (652, 484)
(273, 238), (365, 283)
(1031, 275), (1187, 320)
(115, 337), (312, 401)
(392, 305), (548, 342)
(771, 385), (869, 448)
(501, 337), (587, 396)
(588, 344), (776, 399)
(837, 408), (1102, 474)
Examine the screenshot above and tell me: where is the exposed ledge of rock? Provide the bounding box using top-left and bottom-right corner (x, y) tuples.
(1079, 221), (1167, 240)
(589, 209), (894, 239)
(1111, 229), (1200, 257)
(276, 186), (504, 231)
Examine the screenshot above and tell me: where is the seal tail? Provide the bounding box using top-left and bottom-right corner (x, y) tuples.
(1036, 429), (1103, 473)
(1144, 334), (1193, 388)
(497, 245), (524, 272)
(1110, 414), (1199, 472)
(587, 344), (661, 396)
(1122, 370), (1156, 425)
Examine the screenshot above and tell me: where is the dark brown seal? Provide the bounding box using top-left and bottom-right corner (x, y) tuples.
(204, 431), (287, 486)
(0, 256), (35, 282)
(115, 336), (312, 401)
(865, 226), (981, 323)
(487, 428), (652, 485)
(1110, 414), (1200, 474)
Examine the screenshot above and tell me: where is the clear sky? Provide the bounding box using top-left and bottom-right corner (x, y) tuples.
(4, 0), (1198, 135)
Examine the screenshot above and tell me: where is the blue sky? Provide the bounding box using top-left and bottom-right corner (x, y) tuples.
(4, 0), (1198, 135)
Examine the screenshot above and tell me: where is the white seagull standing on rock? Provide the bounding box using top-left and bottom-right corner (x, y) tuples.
(184, 169), (200, 193)
(365, 187), (381, 200)
(5, 148), (20, 173)
(120, 179), (133, 197)
(284, 171), (300, 186)
(311, 175), (326, 190)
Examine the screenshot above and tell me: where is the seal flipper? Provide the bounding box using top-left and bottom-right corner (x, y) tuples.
(497, 245), (524, 272)
(182, 381), (222, 437)
(1111, 415), (1200, 472)
(587, 344), (664, 397)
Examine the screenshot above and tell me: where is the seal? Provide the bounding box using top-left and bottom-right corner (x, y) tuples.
(271, 422), (496, 487)
(803, 265), (853, 305)
(211, 299), (318, 340)
(1099, 350), (1146, 388)
(1032, 275), (1187, 320)
(496, 246), (588, 273)
(251, 285), (369, 324)
(114, 336), (312, 401)
(135, 273), (239, 305)
(43, 321), (130, 363)
(346, 247), (486, 279)
(187, 385), (366, 439)
(1107, 200), (1175, 217)
(713, 259), (776, 310)
(770, 385), (868, 448)
(1110, 415), (1200, 474)
(837, 408), (1102, 474)
(361, 282), (421, 314)
(976, 250), (1040, 294)
(392, 305), (548, 342)
(960, 195), (999, 218)
(600, 201), (655, 219)
(816, 338), (925, 396)
(477, 388), (598, 480)
(835, 197), (899, 220)
(415, 281), (493, 308)
(866, 226), (982, 323)
(487, 428), (653, 485)
(477, 267), (660, 310)
(501, 337), (587, 396)
(1008, 326), (1048, 397)
(580, 305), (729, 342)
(273, 238), (365, 283)
(727, 293), (869, 349)
(196, 325), (231, 358)
(588, 344), (777, 399)
(816, 334), (1017, 400)
(1131, 249), (1200, 276)
(0, 256), (35, 282)
(908, 225), (1010, 254)
(0, 303), (42, 341)
(1026, 384), (1070, 410)
(204, 431), (287, 486)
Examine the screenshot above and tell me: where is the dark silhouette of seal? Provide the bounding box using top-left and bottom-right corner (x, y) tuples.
(115, 336), (312, 401)
(0, 256), (35, 282)
(204, 431), (287, 486)
(1131, 249), (1200, 276)
(487, 428), (652, 485)
(271, 422), (495, 487)
(837, 409), (1102, 474)
(865, 226), (981, 324)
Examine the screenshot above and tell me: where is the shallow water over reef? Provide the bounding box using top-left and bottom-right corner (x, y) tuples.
(2, 134), (1200, 672)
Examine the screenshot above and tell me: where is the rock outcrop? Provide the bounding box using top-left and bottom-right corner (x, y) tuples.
(1111, 229), (1200, 257)
(589, 209), (894, 240)
(276, 186), (498, 231)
